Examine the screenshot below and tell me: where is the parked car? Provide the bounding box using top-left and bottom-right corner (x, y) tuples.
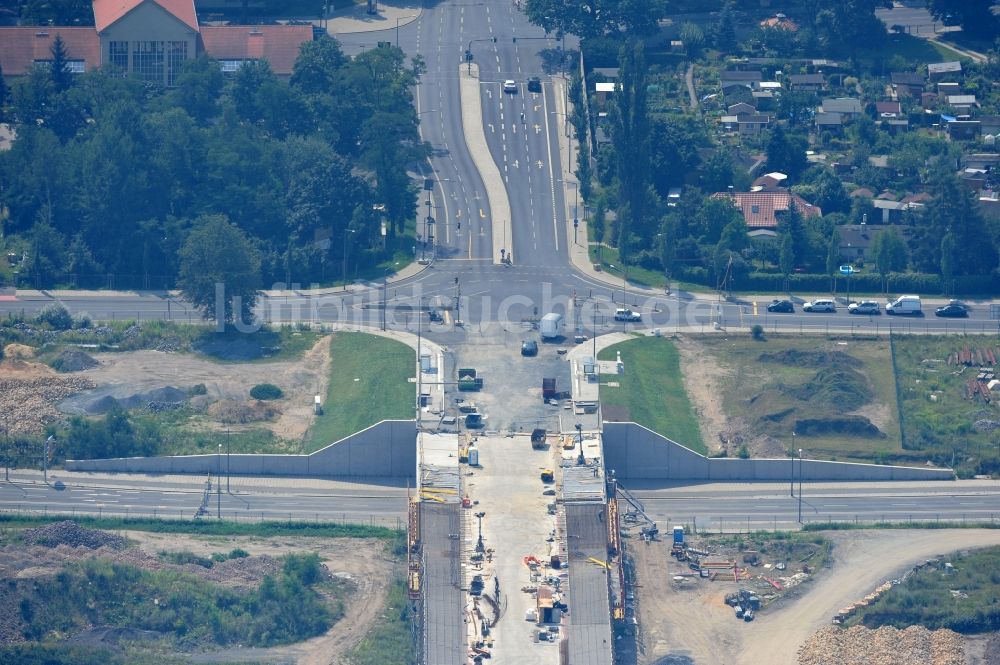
(428, 310), (444, 323)
(521, 340), (538, 356)
(503, 79), (517, 94)
(527, 76), (541, 92)
(802, 299), (836, 313)
(848, 300), (881, 315)
(886, 294), (922, 315)
(766, 299), (794, 313)
(935, 303), (969, 318)
(614, 308), (641, 322)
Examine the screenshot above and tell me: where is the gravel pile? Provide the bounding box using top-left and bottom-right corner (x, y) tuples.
(799, 625), (965, 665)
(22, 521), (128, 551)
(155, 336), (183, 353)
(973, 419), (1000, 432)
(54, 349), (99, 372)
(0, 375), (95, 435)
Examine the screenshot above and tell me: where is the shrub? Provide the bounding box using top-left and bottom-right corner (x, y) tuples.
(750, 324), (765, 340)
(738, 445), (750, 459)
(188, 383), (208, 396)
(35, 303), (73, 330)
(72, 312), (92, 329)
(250, 383), (283, 400)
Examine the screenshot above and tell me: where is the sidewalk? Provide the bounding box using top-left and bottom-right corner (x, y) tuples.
(318, 0), (422, 37)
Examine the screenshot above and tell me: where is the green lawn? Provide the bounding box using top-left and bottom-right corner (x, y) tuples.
(598, 337), (706, 454)
(305, 333), (414, 452)
(347, 573), (417, 665)
(587, 244), (707, 293)
(869, 33), (965, 66)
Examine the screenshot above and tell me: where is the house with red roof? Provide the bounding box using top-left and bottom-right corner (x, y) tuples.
(711, 191), (822, 237)
(0, 0), (313, 86)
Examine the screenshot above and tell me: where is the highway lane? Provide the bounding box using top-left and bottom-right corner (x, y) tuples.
(631, 481), (1000, 530)
(1, 471), (409, 525)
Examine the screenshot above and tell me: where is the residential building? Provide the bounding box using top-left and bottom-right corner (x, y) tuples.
(820, 97), (863, 115)
(787, 73), (825, 91)
(737, 114), (770, 137)
(711, 191), (821, 231)
(948, 120), (981, 141)
(947, 95), (977, 110)
(751, 172), (787, 191)
(927, 60), (962, 81)
(752, 90), (775, 111)
(875, 101), (902, 118)
(890, 71), (925, 96)
(727, 102), (756, 116)
(0, 0), (313, 84)
(838, 224), (911, 261)
(816, 112), (844, 133)
(720, 70), (762, 89)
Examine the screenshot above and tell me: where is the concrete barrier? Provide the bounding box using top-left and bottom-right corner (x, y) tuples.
(602, 422), (954, 482)
(66, 420), (417, 479)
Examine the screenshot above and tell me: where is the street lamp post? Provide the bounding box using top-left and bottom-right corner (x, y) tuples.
(592, 301), (598, 359)
(342, 228), (356, 291)
(798, 448), (804, 523)
(382, 269), (389, 331)
(44, 435), (53, 483)
(226, 427), (231, 494)
(475, 511), (486, 553)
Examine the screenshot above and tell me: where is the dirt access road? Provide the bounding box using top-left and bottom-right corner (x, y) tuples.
(635, 528), (1000, 665)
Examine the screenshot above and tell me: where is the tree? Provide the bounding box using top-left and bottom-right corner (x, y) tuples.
(714, 2), (737, 51)
(926, 0), (997, 38)
(609, 41), (652, 261)
(20, 0), (93, 26)
(49, 35), (74, 94)
(812, 169), (850, 214)
(779, 232), (794, 291)
(680, 23), (705, 58)
(172, 56), (224, 124)
(0, 62), (8, 121)
(177, 215), (262, 324)
(826, 224), (840, 292)
(871, 227), (908, 291)
(290, 38), (347, 95)
(765, 125), (808, 179)
(648, 116), (704, 198)
(524, 0), (668, 39)
(939, 231), (956, 296)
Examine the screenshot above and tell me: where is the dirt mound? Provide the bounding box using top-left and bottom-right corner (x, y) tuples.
(794, 416), (886, 438)
(195, 337), (278, 361)
(53, 349), (99, 372)
(788, 367), (872, 411)
(21, 521), (127, 550)
(208, 399), (281, 424)
(2, 343), (35, 359)
(799, 624), (964, 665)
(759, 349), (861, 368)
(81, 386), (189, 414)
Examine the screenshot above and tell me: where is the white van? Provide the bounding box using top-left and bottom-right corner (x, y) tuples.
(539, 312), (563, 339)
(885, 295), (922, 315)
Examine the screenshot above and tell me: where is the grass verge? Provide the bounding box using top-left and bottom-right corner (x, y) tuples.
(305, 333), (414, 452)
(347, 572), (417, 665)
(598, 336), (706, 453)
(847, 545), (1000, 633)
(803, 521), (1000, 531)
(0, 514), (400, 539)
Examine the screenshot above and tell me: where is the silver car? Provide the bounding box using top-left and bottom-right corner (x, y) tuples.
(848, 300), (881, 315)
(803, 299), (836, 313)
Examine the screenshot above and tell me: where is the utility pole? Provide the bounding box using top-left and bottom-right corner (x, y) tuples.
(217, 444), (222, 519)
(44, 435), (53, 483)
(592, 301), (598, 359)
(790, 432), (796, 497)
(454, 277), (461, 326)
(342, 227), (355, 291)
(226, 427), (231, 494)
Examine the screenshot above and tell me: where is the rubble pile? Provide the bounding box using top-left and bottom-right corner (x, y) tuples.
(0, 374), (95, 434)
(799, 625), (965, 665)
(22, 521), (128, 551)
(53, 349), (99, 372)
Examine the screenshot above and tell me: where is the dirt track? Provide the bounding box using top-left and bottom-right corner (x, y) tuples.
(636, 529), (1000, 665)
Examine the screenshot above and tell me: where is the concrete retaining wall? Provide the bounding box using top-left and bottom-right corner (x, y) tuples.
(66, 420), (417, 479)
(602, 422), (955, 482)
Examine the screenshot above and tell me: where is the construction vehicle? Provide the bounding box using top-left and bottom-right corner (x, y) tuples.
(531, 428), (546, 449)
(542, 378), (556, 401)
(540, 468), (554, 483)
(458, 368), (484, 391)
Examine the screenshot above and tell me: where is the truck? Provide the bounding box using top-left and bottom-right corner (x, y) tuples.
(542, 378), (556, 401)
(458, 368), (484, 391)
(531, 428), (546, 449)
(539, 312), (563, 340)
(885, 294), (922, 315)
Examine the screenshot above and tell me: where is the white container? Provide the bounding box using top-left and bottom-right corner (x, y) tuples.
(468, 445), (479, 467)
(540, 312), (563, 339)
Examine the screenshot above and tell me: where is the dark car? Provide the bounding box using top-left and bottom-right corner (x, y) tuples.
(935, 303), (969, 318)
(521, 340), (538, 356)
(527, 76), (542, 92)
(766, 299), (794, 313)
(428, 310), (444, 323)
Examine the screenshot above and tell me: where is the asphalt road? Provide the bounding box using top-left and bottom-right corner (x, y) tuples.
(630, 480), (1000, 531)
(0, 471), (409, 526)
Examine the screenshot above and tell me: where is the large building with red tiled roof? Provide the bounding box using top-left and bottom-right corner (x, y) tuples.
(711, 191), (822, 230)
(0, 0), (313, 86)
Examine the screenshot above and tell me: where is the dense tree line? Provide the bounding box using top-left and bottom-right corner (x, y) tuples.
(0, 37), (426, 293)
